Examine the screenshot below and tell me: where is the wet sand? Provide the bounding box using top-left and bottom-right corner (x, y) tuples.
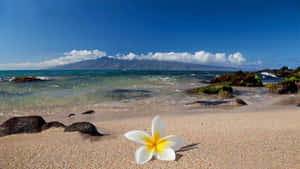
(1, 103), (300, 169)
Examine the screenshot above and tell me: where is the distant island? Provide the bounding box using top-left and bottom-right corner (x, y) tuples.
(51, 57), (236, 71)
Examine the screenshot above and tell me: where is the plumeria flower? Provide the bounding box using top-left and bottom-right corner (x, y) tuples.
(124, 115), (184, 164)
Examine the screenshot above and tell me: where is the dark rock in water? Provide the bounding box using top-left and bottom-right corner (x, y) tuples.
(68, 113), (76, 118)
(235, 99), (247, 105)
(278, 81), (298, 94)
(268, 81), (298, 94)
(217, 86), (234, 98)
(211, 71), (263, 87)
(185, 99), (247, 108)
(186, 84), (233, 98)
(64, 122), (103, 136)
(296, 82), (300, 89)
(42, 121), (65, 130)
(81, 110), (95, 115)
(109, 89), (151, 100)
(278, 66), (293, 77)
(0, 116), (46, 137)
(186, 100), (229, 106)
(11, 76), (44, 82)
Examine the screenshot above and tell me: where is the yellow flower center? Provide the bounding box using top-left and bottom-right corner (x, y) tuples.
(143, 132), (168, 153)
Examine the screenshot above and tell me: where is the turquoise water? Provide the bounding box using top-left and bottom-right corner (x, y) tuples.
(0, 70), (229, 110)
(0, 70), (278, 111)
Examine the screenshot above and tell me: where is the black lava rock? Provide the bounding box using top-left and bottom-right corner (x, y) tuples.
(81, 110), (95, 115)
(0, 116), (46, 137)
(42, 121), (66, 130)
(64, 122), (103, 136)
(235, 99), (248, 105)
(68, 113), (76, 118)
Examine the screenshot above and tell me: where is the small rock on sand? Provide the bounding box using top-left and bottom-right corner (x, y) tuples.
(64, 122), (103, 136)
(185, 99), (247, 108)
(81, 110), (95, 115)
(68, 113), (76, 118)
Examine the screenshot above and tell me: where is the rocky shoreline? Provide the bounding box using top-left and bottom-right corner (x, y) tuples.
(1, 66), (299, 138)
(186, 66), (299, 103)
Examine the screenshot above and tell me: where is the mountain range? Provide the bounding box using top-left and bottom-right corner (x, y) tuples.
(52, 57), (236, 71)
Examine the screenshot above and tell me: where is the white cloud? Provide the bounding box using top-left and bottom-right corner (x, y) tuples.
(228, 52), (246, 65)
(0, 49), (106, 70)
(0, 49), (252, 70)
(41, 49), (106, 67)
(116, 51), (238, 64)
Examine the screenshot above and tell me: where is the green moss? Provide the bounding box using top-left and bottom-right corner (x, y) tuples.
(186, 85), (218, 94)
(255, 75), (262, 83)
(186, 84), (233, 96)
(240, 80), (244, 85)
(217, 86), (233, 98)
(284, 72), (300, 82)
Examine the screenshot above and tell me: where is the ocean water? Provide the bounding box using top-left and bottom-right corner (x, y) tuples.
(0, 70), (281, 112)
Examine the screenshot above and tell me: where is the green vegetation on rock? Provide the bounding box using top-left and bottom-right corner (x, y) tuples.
(186, 84), (233, 98)
(211, 71), (263, 87)
(267, 71), (300, 94)
(283, 72), (300, 83)
(218, 86), (233, 98)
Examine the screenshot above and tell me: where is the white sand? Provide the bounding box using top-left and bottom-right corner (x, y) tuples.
(1, 107), (300, 169)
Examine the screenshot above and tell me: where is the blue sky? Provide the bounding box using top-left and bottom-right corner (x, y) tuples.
(0, 0), (299, 69)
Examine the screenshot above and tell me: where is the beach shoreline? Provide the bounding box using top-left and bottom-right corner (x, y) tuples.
(0, 69), (299, 168)
(1, 102), (300, 169)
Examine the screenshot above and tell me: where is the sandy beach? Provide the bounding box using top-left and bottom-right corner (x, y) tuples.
(1, 104), (300, 169)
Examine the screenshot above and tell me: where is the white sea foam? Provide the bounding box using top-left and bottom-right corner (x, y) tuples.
(8, 76), (15, 82)
(36, 76), (50, 80)
(261, 72), (277, 78)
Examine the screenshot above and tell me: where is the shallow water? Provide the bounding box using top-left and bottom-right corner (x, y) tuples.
(0, 70), (282, 112)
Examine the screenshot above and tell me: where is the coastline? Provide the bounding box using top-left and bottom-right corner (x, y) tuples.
(0, 69), (299, 168)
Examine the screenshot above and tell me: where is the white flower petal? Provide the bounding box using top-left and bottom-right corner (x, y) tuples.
(162, 135), (184, 151)
(156, 147), (176, 161)
(152, 115), (165, 138)
(124, 130), (151, 144)
(135, 146), (153, 164)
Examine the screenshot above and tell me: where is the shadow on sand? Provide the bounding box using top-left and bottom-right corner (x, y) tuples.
(175, 143), (200, 161)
